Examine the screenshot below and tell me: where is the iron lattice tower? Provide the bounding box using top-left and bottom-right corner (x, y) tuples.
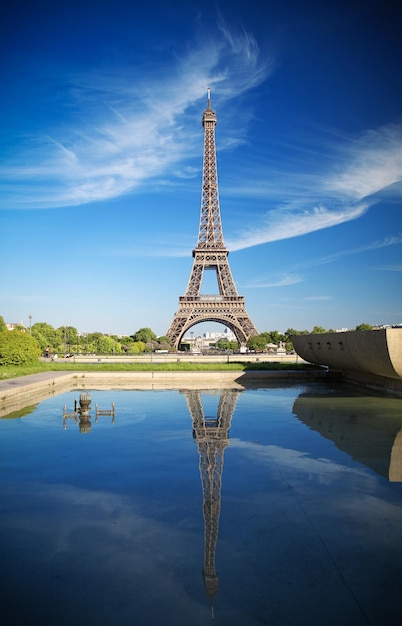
(184, 388), (239, 617)
(166, 90), (258, 349)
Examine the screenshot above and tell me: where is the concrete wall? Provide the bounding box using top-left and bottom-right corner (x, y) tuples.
(0, 369), (328, 419)
(292, 328), (402, 380)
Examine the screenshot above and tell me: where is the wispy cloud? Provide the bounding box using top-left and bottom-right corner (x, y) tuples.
(242, 273), (303, 289)
(242, 235), (402, 290)
(325, 124), (402, 201)
(0, 24), (271, 211)
(297, 235), (402, 269)
(303, 296), (332, 301)
(227, 203), (368, 251)
(226, 123), (402, 251)
(376, 264), (402, 272)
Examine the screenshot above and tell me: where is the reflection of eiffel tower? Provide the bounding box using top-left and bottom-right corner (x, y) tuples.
(183, 389), (239, 618)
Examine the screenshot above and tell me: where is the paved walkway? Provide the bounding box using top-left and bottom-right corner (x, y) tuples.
(0, 370), (71, 393)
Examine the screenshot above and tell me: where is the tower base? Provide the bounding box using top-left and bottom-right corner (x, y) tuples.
(166, 296), (258, 349)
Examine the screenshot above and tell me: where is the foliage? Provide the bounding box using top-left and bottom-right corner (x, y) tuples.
(31, 322), (62, 351)
(311, 326), (327, 334)
(58, 326), (79, 349)
(246, 334), (268, 350)
(0, 319), (378, 364)
(247, 331), (287, 351)
(91, 335), (122, 354)
(0, 331), (41, 366)
(128, 341), (146, 353)
(156, 335), (171, 350)
(157, 335), (170, 344)
(214, 339), (238, 350)
(355, 323), (373, 331)
(0, 315), (7, 332)
(131, 327), (157, 343)
(31, 328), (47, 351)
(285, 328), (309, 337)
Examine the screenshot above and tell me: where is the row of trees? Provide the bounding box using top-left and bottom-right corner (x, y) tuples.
(10, 322), (170, 356)
(0, 315), (374, 365)
(216, 324), (374, 353)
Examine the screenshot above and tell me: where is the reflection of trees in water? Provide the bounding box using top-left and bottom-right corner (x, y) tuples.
(1, 404), (37, 420)
(183, 388), (240, 617)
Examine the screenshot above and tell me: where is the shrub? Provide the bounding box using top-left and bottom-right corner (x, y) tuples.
(0, 331), (41, 366)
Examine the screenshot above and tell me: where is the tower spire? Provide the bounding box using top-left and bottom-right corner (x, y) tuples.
(166, 91), (258, 349)
(198, 88), (224, 251)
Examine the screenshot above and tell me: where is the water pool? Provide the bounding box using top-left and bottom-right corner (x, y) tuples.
(0, 382), (401, 625)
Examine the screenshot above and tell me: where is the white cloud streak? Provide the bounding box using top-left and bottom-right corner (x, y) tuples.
(296, 235), (402, 269)
(376, 265), (402, 272)
(226, 124), (402, 251)
(241, 235), (402, 290)
(242, 273), (303, 289)
(0, 24), (272, 211)
(2, 18), (401, 259)
(325, 124), (402, 200)
(227, 203), (369, 251)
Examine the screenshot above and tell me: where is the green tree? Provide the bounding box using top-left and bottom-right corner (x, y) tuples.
(128, 341), (146, 353)
(0, 331), (41, 365)
(92, 335), (122, 354)
(0, 315), (7, 332)
(31, 328), (48, 353)
(355, 323), (373, 331)
(32, 322), (61, 351)
(118, 336), (134, 352)
(247, 334), (268, 351)
(214, 339), (238, 351)
(131, 327), (157, 344)
(284, 328), (306, 352)
(58, 326), (79, 352)
(266, 330), (284, 345)
(285, 328), (309, 337)
(311, 326), (327, 334)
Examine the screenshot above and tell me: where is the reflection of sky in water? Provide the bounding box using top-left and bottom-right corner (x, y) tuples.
(1, 383), (402, 626)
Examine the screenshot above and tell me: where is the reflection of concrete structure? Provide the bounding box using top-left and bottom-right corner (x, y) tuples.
(293, 393), (402, 481)
(183, 389), (239, 617)
(292, 328), (402, 395)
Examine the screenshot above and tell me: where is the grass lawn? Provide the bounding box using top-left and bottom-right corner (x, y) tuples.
(0, 360), (319, 380)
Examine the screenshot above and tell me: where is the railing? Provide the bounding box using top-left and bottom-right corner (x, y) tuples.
(179, 295), (245, 303)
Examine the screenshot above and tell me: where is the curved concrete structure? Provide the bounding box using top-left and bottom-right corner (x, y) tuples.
(292, 328), (402, 380)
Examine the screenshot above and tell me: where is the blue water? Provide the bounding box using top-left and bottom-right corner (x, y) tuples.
(0, 382), (401, 625)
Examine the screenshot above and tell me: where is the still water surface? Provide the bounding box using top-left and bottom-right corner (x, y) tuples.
(1, 382), (401, 625)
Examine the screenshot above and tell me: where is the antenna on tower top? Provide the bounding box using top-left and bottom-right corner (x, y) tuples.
(207, 87), (211, 106)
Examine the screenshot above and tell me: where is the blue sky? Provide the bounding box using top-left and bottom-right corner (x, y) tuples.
(1, 0), (401, 337)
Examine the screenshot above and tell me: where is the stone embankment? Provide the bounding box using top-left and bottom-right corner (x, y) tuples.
(0, 368), (327, 418)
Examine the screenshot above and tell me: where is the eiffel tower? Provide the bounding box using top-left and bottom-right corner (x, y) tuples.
(183, 388), (239, 618)
(166, 90), (258, 349)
